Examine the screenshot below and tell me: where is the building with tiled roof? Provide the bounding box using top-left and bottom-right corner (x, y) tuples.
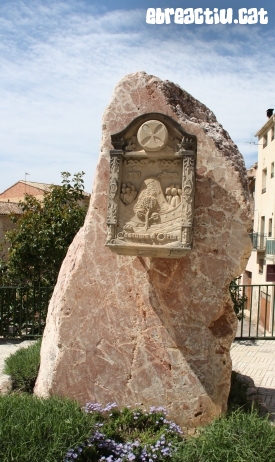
(0, 180), (52, 203)
(0, 180), (90, 204)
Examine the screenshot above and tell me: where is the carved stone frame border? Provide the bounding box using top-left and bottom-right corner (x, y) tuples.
(106, 113), (196, 258)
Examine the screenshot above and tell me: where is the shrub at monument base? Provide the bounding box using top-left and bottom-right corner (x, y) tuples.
(0, 395), (275, 462)
(3, 339), (41, 393)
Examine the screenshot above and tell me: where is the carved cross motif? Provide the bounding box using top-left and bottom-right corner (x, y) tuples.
(137, 120), (168, 151)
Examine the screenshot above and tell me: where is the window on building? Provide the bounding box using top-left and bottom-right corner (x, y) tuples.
(263, 134), (268, 148)
(259, 258), (264, 274)
(267, 265), (275, 282)
(243, 270), (252, 285)
(261, 216), (265, 234)
(271, 162), (274, 178)
(260, 216), (266, 249)
(262, 168), (267, 193)
(268, 219), (272, 237)
(271, 126), (275, 142)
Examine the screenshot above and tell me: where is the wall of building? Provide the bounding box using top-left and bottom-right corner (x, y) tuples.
(0, 215), (17, 262)
(244, 113), (275, 335)
(247, 114), (275, 286)
(0, 183), (44, 203)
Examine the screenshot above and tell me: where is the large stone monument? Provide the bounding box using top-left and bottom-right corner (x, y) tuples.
(34, 72), (252, 427)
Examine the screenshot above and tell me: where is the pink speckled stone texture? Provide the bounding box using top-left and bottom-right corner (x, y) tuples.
(34, 72), (252, 427)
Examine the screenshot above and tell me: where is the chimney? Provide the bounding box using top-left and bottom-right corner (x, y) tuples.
(267, 109), (274, 119)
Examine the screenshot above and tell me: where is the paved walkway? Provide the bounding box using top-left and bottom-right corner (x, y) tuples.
(231, 339), (275, 420)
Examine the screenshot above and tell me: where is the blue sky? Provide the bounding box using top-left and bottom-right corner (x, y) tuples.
(0, 0), (274, 193)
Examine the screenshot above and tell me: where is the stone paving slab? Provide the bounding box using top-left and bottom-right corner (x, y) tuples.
(0, 339), (35, 393)
(231, 340), (275, 420)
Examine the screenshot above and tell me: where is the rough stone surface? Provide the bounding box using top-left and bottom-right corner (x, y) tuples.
(34, 72), (252, 427)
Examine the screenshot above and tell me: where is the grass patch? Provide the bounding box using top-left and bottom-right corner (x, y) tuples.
(1, 395), (275, 461)
(3, 339), (41, 393)
(173, 410), (275, 462)
(0, 394), (97, 462)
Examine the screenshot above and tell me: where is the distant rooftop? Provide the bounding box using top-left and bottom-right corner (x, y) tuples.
(0, 180), (52, 196)
(0, 180), (90, 197)
(19, 180), (52, 191)
(0, 202), (22, 215)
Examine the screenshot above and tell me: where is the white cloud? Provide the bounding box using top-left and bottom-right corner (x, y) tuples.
(0, 1), (274, 193)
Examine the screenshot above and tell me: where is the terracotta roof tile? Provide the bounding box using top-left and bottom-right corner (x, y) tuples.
(19, 180), (52, 192)
(19, 181), (90, 196)
(0, 202), (22, 215)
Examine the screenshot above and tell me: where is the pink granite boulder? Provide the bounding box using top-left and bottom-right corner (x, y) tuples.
(34, 72), (251, 428)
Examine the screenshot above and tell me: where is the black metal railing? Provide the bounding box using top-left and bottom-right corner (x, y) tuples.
(0, 286), (53, 338)
(231, 282), (275, 340)
(249, 232), (267, 251)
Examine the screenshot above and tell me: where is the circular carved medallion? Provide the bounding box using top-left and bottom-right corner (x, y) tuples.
(137, 120), (168, 151)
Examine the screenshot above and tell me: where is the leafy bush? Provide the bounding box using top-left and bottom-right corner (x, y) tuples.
(2, 172), (88, 286)
(229, 279), (247, 320)
(0, 394), (97, 462)
(173, 410), (275, 462)
(3, 339), (41, 392)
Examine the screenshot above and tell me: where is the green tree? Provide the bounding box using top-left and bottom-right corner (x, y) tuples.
(1, 172), (88, 286)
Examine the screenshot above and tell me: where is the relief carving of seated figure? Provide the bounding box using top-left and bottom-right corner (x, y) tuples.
(120, 182), (137, 205)
(165, 184), (182, 207)
(165, 187), (172, 204)
(120, 183), (126, 201)
(171, 187), (181, 207)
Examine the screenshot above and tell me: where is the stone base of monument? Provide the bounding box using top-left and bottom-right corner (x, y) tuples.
(34, 72), (251, 428)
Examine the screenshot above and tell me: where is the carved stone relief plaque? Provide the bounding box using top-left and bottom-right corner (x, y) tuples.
(106, 113), (196, 258)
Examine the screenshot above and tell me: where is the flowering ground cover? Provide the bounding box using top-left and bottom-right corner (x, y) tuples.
(65, 403), (183, 461)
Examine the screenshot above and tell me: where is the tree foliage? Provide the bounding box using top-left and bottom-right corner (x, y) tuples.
(1, 172), (88, 286)
(135, 192), (160, 231)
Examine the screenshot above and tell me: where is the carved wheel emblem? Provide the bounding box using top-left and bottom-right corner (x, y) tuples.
(137, 120), (168, 151)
